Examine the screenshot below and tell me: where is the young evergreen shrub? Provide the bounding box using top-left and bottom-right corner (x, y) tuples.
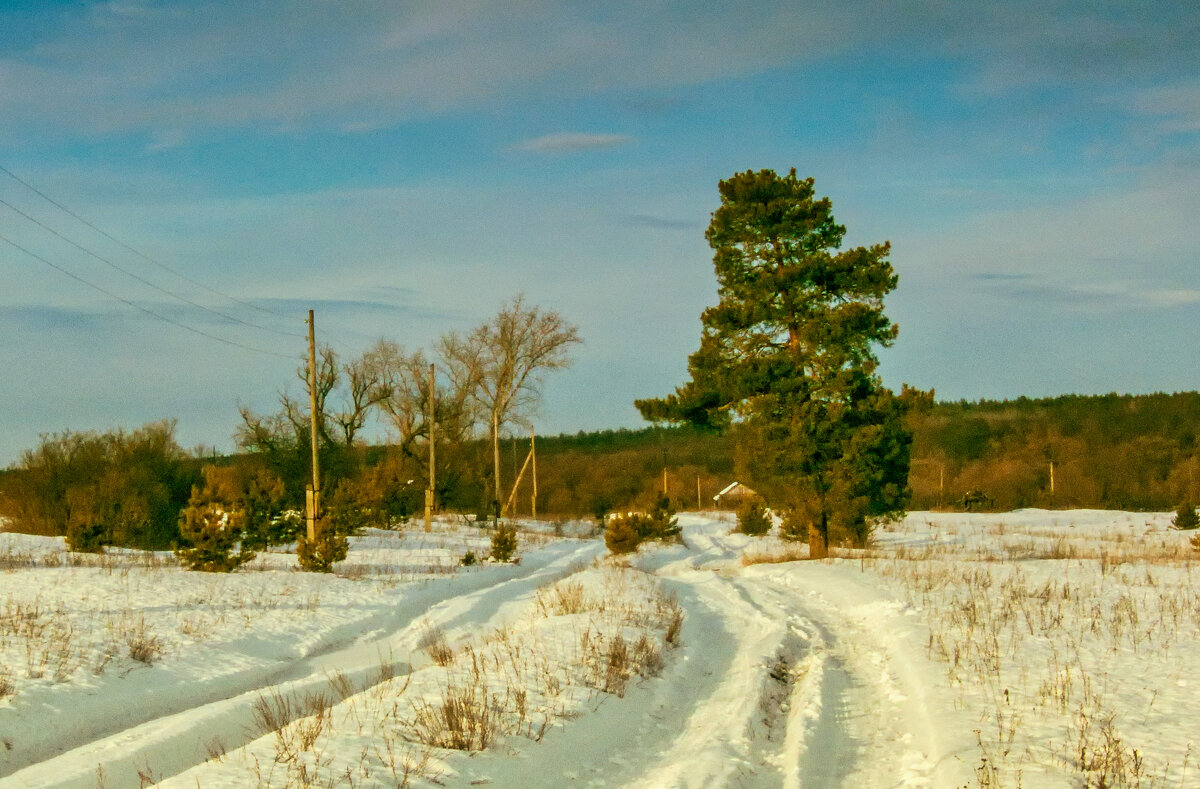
(296, 527), (349, 573)
(65, 517), (107, 553)
(225, 465), (286, 550)
(461, 549), (477, 566)
(266, 509), (303, 546)
(490, 523), (518, 563)
(175, 497), (255, 572)
(779, 509), (808, 542)
(736, 498), (771, 536)
(1172, 501), (1199, 531)
(647, 494), (681, 541)
(604, 514), (644, 555)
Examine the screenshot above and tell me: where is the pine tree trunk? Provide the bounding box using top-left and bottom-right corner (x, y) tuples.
(808, 519), (828, 559)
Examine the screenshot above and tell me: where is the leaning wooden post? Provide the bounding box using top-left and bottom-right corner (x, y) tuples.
(306, 309), (321, 542)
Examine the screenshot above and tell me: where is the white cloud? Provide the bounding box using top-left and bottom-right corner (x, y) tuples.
(514, 133), (633, 153)
(0, 1), (835, 140)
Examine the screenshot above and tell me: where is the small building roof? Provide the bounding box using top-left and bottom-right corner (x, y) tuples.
(713, 481), (756, 501)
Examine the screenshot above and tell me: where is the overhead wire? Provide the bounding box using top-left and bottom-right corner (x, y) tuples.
(0, 230), (296, 359)
(0, 196), (300, 338)
(0, 161), (370, 365)
(0, 162), (298, 323)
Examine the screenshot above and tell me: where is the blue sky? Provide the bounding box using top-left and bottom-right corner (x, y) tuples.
(1, 1), (1198, 464)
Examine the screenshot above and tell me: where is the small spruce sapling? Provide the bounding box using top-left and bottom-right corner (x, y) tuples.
(605, 514), (643, 555)
(736, 498), (771, 536)
(490, 522), (518, 563)
(296, 527), (349, 573)
(649, 494), (681, 541)
(65, 518), (107, 554)
(175, 491), (256, 572)
(1172, 501), (1199, 531)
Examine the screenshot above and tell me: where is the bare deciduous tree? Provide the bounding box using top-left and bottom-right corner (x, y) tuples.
(370, 340), (475, 460)
(440, 295), (581, 514)
(239, 344), (389, 453)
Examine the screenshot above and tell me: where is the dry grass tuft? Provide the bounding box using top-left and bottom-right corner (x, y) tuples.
(742, 544), (808, 566)
(121, 615), (163, 666)
(417, 627), (455, 667)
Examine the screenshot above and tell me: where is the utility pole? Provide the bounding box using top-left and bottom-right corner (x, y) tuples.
(1049, 460), (1055, 496)
(492, 410), (501, 526)
(696, 475), (701, 511)
(306, 309), (321, 542)
(425, 362), (435, 533)
(530, 428), (537, 520)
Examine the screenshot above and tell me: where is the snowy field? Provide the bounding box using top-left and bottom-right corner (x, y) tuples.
(1, 510), (1196, 788)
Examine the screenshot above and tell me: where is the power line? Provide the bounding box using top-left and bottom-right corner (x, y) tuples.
(0, 162), (298, 323)
(0, 230), (296, 359)
(0, 196), (300, 338)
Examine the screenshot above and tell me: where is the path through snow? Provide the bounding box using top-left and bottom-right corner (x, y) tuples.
(1, 516), (977, 788)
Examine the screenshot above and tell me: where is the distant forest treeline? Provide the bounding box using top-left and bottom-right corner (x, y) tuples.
(490, 391), (1200, 515)
(906, 391), (1200, 511)
(533, 391), (1200, 514)
(3, 391), (1197, 547)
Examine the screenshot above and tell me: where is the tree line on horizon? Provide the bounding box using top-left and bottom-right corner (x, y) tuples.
(3, 389), (1198, 549)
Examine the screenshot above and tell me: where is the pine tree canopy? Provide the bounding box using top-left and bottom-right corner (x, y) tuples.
(636, 169), (914, 551)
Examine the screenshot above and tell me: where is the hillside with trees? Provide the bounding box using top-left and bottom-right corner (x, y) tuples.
(907, 391), (1200, 511)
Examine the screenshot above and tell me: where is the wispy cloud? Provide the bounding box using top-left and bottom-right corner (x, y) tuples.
(627, 214), (697, 230)
(974, 272), (1033, 282)
(980, 277), (1200, 312)
(514, 133), (633, 154)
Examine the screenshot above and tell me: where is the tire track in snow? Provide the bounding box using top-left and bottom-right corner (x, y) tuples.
(748, 563), (974, 788)
(0, 539), (603, 789)
(621, 516), (969, 788)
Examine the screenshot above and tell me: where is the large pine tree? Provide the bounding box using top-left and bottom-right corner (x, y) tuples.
(637, 169), (913, 556)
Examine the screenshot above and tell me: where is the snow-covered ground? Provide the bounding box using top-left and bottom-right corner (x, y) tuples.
(1, 510), (1195, 788)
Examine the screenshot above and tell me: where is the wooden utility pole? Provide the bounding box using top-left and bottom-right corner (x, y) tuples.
(696, 475), (702, 510)
(492, 410), (501, 525)
(425, 362), (435, 533)
(306, 309), (321, 541)
(530, 428), (537, 520)
(1049, 461), (1055, 496)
